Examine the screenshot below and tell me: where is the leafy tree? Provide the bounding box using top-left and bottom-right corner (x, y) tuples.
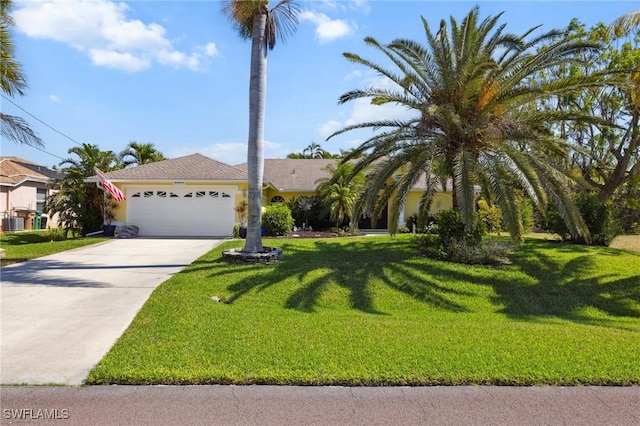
(0, 0), (42, 147)
(287, 142), (337, 159)
(316, 161), (364, 227)
(223, 0), (299, 253)
(542, 20), (639, 204)
(328, 6), (603, 242)
(118, 141), (165, 168)
(44, 144), (119, 235)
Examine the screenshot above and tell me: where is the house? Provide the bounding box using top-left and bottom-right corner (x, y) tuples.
(0, 157), (62, 230)
(92, 153), (454, 237)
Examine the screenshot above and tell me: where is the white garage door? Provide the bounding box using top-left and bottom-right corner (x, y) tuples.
(126, 187), (235, 237)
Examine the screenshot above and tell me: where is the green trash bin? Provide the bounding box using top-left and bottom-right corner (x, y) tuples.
(34, 213), (41, 230)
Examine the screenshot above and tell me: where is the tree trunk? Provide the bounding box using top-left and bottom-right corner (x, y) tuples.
(243, 10), (268, 253)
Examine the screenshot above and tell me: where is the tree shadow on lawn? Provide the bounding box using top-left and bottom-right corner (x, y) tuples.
(492, 241), (640, 324)
(189, 238), (639, 325)
(191, 238), (470, 314)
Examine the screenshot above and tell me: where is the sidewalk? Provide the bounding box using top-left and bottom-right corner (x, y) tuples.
(1, 385), (639, 425)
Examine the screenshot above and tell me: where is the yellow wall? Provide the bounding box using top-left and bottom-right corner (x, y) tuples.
(264, 189), (315, 205)
(403, 190), (453, 218)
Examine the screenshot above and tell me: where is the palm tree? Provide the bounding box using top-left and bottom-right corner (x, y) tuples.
(328, 6), (602, 242)
(303, 142), (331, 159)
(316, 161), (364, 228)
(45, 144), (118, 235)
(223, 0), (299, 253)
(118, 141), (166, 168)
(609, 10), (640, 35)
(0, 0), (42, 147)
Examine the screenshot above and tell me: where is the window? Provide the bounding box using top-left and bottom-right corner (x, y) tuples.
(131, 192), (141, 198)
(36, 188), (47, 213)
(184, 192), (193, 198)
(270, 195), (285, 204)
(170, 193), (178, 198)
(144, 191), (153, 198)
(157, 191), (167, 198)
(196, 191), (206, 198)
(209, 191), (219, 198)
(222, 192), (231, 198)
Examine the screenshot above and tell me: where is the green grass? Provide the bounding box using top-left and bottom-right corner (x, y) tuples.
(87, 235), (640, 386)
(0, 231), (109, 266)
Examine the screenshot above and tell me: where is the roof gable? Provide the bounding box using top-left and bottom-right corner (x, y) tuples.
(0, 157), (62, 186)
(99, 153), (247, 181)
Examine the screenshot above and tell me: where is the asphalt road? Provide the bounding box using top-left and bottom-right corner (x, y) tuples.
(1, 385), (639, 425)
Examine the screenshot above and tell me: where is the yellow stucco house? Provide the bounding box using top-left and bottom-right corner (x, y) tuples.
(92, 153), (453, 237)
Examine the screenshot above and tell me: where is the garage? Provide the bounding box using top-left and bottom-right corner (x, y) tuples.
(125, 186), (235, 237)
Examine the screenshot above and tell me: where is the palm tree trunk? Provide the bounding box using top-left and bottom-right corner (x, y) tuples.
(243, 9), (268, 253)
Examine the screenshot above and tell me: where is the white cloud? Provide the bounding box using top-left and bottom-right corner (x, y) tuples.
(13, 0), (217, 72)
(299, 11), (355, 43)
(318, 120), (343, 138)
(49, 94), (60, 102)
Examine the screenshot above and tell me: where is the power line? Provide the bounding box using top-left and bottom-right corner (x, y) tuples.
(1, 94), (83, 147)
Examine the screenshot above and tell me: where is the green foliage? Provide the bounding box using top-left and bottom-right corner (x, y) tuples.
(47, 227), (67, 242)
(518, 197), (534, 234)
(262, 204), (294, 236)
(287, 195), (332, 230)
(436, 210), (484, 246)
(232, 224), (241, 238)
(44, 143), (119, 235)
(544, 192), (621, 245)
(477, 199), (503, 234)
(118, 141), (165, 168)
(612, 179), (640, 234)
(316, 161), (364, 228)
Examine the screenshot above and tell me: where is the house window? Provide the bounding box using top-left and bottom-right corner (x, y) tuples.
(184, 192), (193, 198)
(157, 191), (167, 198)
(271, 195), (285, 204)
(170, 193), (178, 198)
(144, 191), (153, 198)
(196, 191), (206, 198)
(209, 191), (219, 198)
(222, 192), (231, 198)
(36, 188), (47, 213)
(131, 192), (141, 198)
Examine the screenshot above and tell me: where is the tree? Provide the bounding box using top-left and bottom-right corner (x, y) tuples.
(223, 0), (299, 253)
(118, 141), (166, 168)
(542, 20), (639, 204)
(0, 0), (42, 147)
(44, 144), (119, 235)
(328, 6), (603, 242)
(316, 161), (364, 227)
(286, 142), (337, 159)
(609, 10), (640, 36)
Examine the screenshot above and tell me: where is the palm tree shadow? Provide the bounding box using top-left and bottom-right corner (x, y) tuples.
(219, 238), (467, 314)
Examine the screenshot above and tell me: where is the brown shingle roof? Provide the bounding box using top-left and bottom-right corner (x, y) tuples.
(0, 157), (61, 186)
(98, 154), (247, 181)
(236, 159), (336, 191)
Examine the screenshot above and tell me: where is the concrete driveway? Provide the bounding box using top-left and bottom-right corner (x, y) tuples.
(0, 238), (224, 385)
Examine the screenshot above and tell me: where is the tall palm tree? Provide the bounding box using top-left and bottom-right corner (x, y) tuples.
(0, 0), (42, 147)
(609, 10), (640, 35)
(45, 144), (118, 235)
(328, 6), (603, 242)
(118, 141), (166, 168)
(303, 142), (331, 159)
(316, 161), (364, 227)
(223, 0), (299, 253)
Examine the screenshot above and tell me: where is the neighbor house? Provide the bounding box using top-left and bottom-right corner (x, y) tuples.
(0, 157), (62, 231)
(90, 153), (454, 237)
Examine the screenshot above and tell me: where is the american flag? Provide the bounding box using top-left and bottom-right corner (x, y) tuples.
(95, 168), (126, 202)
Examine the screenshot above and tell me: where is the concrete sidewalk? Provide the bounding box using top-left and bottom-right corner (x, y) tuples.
(1, 385), (639, 425)
(0, 238), (224, 385)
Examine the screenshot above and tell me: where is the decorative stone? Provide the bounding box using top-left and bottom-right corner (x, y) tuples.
(222, 246), (284, 264)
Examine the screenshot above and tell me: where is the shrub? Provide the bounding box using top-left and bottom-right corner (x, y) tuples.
(543, 192), (620, 245)
(262, 204), (294, 236)
(287, 195), (332, 230)
(397, 226), (411, 234)
(477, 201), (502, 234)
(47, 227), (67, 242)
(612, 180), (640, 234)
(436, 210), (484, 245)
(518, 197), (534, 234)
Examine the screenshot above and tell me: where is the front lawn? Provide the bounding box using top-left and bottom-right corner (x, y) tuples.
(0, 231), (109, 266)
(87, 235), (640, 386)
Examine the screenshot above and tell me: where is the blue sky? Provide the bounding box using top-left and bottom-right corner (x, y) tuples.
(2, 0), (637, 168)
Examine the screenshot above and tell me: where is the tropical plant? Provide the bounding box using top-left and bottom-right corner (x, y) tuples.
(328, 6), (604, 243)
(223, 0), (299, 253)
(541, 20), (640, 205)
(0, 0), (42, 147)
(118, 141), (165, 168)
(261, 203), (294, 236)
(316, 161), (364, 228)
(44, 144), (119, 235)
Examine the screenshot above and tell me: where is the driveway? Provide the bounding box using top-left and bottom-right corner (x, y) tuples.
(0, 238), (224, 385)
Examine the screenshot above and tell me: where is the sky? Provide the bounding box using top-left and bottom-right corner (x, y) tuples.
(2, 0), (637, 169)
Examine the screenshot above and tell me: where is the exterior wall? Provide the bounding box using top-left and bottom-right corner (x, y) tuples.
(264, 189), (315, 205)
(403, 190), (454, 221)
(0, 183), (60, 229)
